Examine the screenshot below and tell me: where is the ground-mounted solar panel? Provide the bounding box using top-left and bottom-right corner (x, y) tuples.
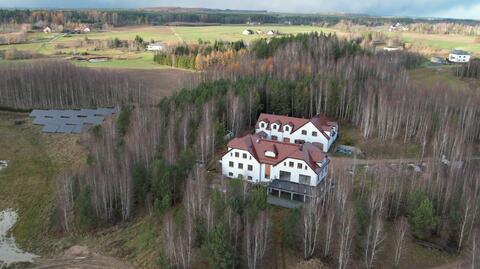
(33, 117), (55, 125)
(42, 124), (59, 133)
(65, 117), (85, 125)
(57, 124), (75, 134)
(72, 124), (84, 134)
(83, 116), (104, 125)
(31, 108), (115, 134)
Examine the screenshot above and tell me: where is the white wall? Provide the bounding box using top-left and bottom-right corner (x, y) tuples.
(222, 148), (329, 186)
(256, 121), (337, 152)
(449, 54), (470, 63)
(221, 148), (261, 182)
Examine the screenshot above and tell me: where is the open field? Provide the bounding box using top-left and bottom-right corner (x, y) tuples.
(1, 25), (479, 71)
(409, 66), (480, 92)
(0, 25), (334, 70)
(0, 112), (86, 252)
(388, 31), (480, 56)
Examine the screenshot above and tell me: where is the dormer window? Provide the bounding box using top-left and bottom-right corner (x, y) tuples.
(260, 122), (266, 128)
(272, 124), (278, 130)
(284, 125), (290, 132)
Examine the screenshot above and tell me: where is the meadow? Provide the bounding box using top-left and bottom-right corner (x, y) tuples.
(1, 24), (478, 70)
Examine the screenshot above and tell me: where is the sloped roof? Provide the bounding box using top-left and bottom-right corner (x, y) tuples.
(227, 134), (326, 172)
(256, 113), (309, 132)
(255, 113), (338, 140)
(451, 49), (470, 56)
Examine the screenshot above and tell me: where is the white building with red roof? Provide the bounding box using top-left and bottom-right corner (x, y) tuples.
(255, 113), (338, 152)
(221, 134), (329, 184)
(221, 134), (330, 205)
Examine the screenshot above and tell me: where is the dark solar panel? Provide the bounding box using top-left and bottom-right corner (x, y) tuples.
(57, 124), (75, 134)
(42, 124), (59, 133)
(31, 107), (117, 134)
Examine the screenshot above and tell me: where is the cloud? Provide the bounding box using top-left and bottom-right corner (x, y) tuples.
(0, 0), (479, 20)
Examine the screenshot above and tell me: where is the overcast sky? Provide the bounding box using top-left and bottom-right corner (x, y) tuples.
(1, 0), (479, 20)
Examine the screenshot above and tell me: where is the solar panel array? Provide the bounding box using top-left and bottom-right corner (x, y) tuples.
(29, 108), (119, 134)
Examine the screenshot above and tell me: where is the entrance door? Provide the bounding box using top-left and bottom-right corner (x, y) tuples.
(265, 164), (271, 179)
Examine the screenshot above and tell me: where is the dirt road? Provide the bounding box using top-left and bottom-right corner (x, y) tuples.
(30, 246), (133, 269)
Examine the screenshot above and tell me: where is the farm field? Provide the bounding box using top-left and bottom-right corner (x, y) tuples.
(1, 24), (479, 71)
(0, 25), (334, 70)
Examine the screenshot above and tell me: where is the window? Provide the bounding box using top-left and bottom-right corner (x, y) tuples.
(284, 162), (287, 166)
(272, 135), (278, 140)
(249, 156), (252, 160)
(247, 176), (253, 180)
(289, 161), (294, 167)
(272, 124), (277, 130)
(229, 172), (233, 177)
(238, 163), (243, 169)
(312, 131), (318, 136)
(235, 152), (239, 157)
(260, 122), (265, 128)
(305, 166), (308, 170)
(242, 153), (247, 159)
(285, 126), (290, 132)
(229, 161), (234, 167)
(248, 165), (253, 171)
(301, 130), (307, 135)
(230, 152), (232, 156)
(297, 163), (302, 169)
(299, 174), (311, 185)
(279, 171), (291, 181)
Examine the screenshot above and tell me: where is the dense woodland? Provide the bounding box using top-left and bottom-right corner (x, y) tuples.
(47, 33), (480, 268)
(1, 9), (480, 29)
(154, 40), (246, 70)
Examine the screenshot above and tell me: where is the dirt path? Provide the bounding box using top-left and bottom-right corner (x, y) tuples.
(428, 258), (470, 269)
(30, 246), (133, 269)
(169, 26), (184, 43)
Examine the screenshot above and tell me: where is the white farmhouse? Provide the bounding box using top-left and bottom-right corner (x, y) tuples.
(221, 134), (330, 203)
(449, 49), (470, 63)
(43, 26), (52, 33)
(83, 27), (91, 33)
(242, 29), (254, 35)
(266, 30), (277, 36)
(255, 113), (338, 152)
(147, 42), (165, 51)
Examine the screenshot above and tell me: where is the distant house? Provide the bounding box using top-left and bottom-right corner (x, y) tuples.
(449, 49), (470, 63)
(255, 113), (338, 152)
(147, 42), (165, 51)
(383, 46), (402, 52)
(242, 29), (254, 35)
(43, 26), (52, 33)
(83, 27), (91, 33)
(267, 30), (277, 36)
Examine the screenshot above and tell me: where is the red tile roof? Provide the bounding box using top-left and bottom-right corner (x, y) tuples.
(256, 113), (309, 132)
(227, 134), (326, 172)
(255, 113), (337, 140)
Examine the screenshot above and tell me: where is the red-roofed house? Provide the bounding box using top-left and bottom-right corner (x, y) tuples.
(255, 113), (338, 152)
(221, 134), (329, 185)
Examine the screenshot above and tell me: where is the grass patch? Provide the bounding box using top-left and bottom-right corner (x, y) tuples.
(0, 112), (85, 253)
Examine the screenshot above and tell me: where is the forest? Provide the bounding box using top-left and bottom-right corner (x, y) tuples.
(14, 32), (473, 268)
(2, 8), (480, 29)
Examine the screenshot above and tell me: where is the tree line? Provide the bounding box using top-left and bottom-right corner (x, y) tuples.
(0, 60), (144, 110)
(2, 9), (480, 28)
(154, 40), (246, 70)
